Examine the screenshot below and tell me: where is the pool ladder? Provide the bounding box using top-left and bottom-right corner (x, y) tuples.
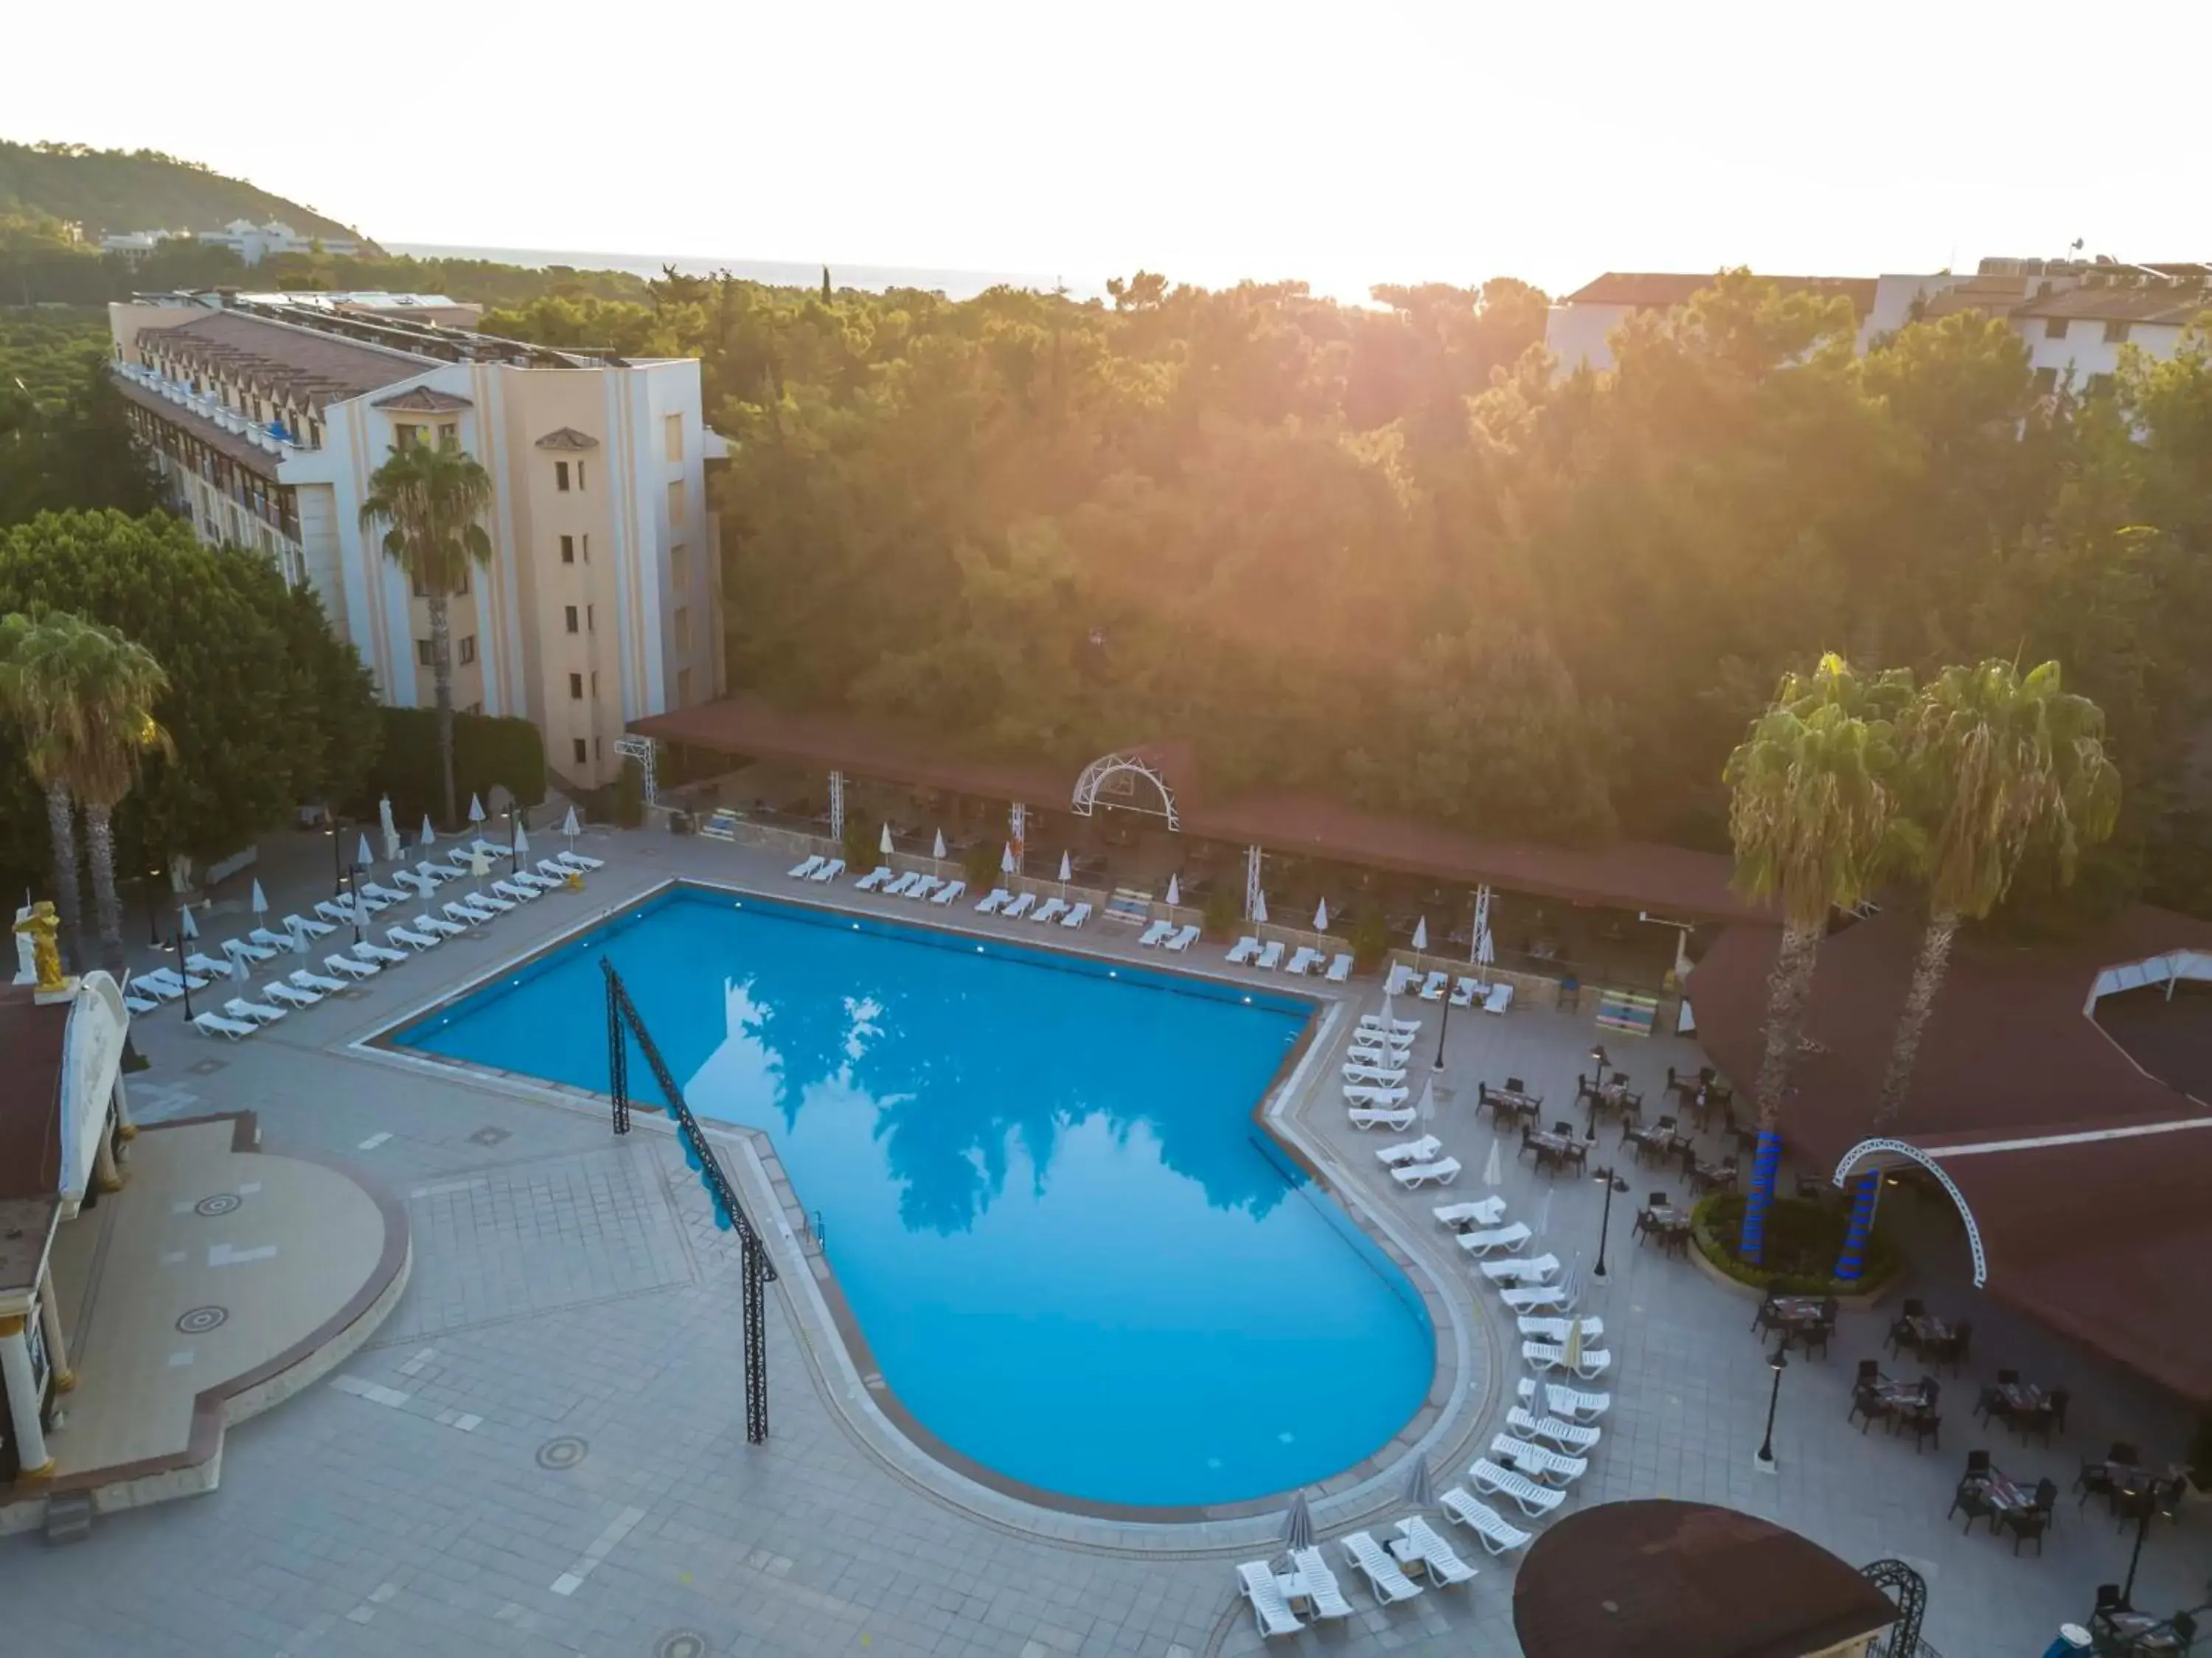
(801, 1209), (828, 1255)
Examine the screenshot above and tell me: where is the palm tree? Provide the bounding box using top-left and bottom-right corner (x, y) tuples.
(1722, 653), (1905, 1265)
(0, 611), (171, 975)
(0, 612), (86, 967)
(1875, 661), (2119, 1124)
(358, 440), (493, 826)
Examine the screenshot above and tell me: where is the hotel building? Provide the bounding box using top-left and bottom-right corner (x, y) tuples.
(108, 292), (726, 790)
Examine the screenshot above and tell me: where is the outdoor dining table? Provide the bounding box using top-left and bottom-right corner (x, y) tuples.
(1484, 1087), (1542, 1124)
(1998, 1380), (2048, 1415)
(1906, 1314), (1956, 1347)
(1639, 1204), (1692, 1255)
(1872, 1374), (1932, 1409)
(2101, 1610), (2189, 1653)
(1524, 1130), (1588, 1175)
(1965, 1467), (2033, 1513)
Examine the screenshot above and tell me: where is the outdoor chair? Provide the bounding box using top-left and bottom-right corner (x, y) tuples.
(1949, 1452), (1995, 1533)
(2020, 1387), (2070, 1446)
(1688, 1155), (1739, 1197)
(1505, 1076), (1528, 1095)
(1622, 1114), (1675, 1161)
(1750, 1293), (1785, 1337)
(1933, 1319), (1975, 1374)
(2002, 1501), (2051, 1556)
(1848, 1380), (1892, 1435)
(2076, 1443), (2136, 1507)
(1885, 1301), (1927, 1358)
(1899, 1401), (1942, 1453)
(1977, 1370), (2021, 1424)
(1801, 1303), (1837, 1360)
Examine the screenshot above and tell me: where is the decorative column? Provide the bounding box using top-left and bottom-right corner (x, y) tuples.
(0, 1317), (54, 1478)
(35, 1272), (73, 1394)
(93, 1123), (124, 1193)
(1834, 1168), (1883, 1282)
(1245, 845), (1263, 922)
(827, 769), (846, 844)
(111, 1074), (136, 1145)
(1008, 802), (1027, 872)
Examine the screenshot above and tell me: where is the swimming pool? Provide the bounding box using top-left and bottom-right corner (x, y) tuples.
(389, 884), (1435, 1510)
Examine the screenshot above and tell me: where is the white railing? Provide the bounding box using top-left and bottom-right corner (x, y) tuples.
(116, 361), (316, 452)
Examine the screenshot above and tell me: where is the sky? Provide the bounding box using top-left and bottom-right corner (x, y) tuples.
(11, 0), (2202, 301)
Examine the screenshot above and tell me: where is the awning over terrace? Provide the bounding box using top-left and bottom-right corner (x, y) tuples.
(630, 695), (1770, 925)
(1687, 903), (2212, 1399)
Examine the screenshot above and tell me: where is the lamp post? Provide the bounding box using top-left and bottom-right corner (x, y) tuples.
(145, 867), (168, 949)
(1755, 1343), (1788, 1472)
(174, 931), (194, 1021)
(344, 870), (362, 947)
(1433, 893), (1472, 1073)
(1585, 1043), (1610, 1130)
(1590, 1154), (1629, 1278)
(2119, 1475), (2182, 1608)
(327, 814), (346, 895)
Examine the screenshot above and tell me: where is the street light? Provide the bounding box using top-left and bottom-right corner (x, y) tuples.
(1590, 1151), (1630, 1278)
(343, 870), (363, 946)
(173, 930), (195, 1021)
(327, 814), (347, 895)
(2119, 1474), (2183, 1608)
(1755, 1343), (1789, 1472)
(1433, 892), (1474, 1073)
(145, 867), (170, 949)
(1585, 1043), (1610, 1128)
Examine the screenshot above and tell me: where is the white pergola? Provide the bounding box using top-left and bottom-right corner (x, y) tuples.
(1069, 753), (1179, 830)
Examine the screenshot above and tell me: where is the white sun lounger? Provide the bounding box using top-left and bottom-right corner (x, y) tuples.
(1234, 1562), (1302, 1640)
(908, 875), (944, 902)
(1225, 935), (1261, 964)
(122, 989), (159, 1015)
(248, 926), (299, 954)
(1385, 962), (1415, 995)
(810, 858), (846, 883)
(1376, 1135), (1443, 1168)
(291, 967), (348, 994)
(1491, 1435), (1587, 1485)
(1390, 1156), (1461, 1187)
(882, 872), (920, 897)
(394, 869), (436, 898)
(223, 996), (285, 1026)
(1520, 1377), (1612, 1421)
(537, 859), (578, 884)
(1481, 1253), (1559, 1283)
(1502, 1282), (1578, 1314)
(1458, 1223), (1534, 1258)
(324, 953), (378, 981)
(1391, 1517), (1477, 1587)
(142, 965), (212, 993)
(361, 881), (410, 906)
(414, 912), (467, 939)
(1284, 946), (1324, 976)
(1470, 1459), (1565, 1517)
(132, 974), (182, 1002)
(222, 936), (275, 963)
(1138, 919), (1175, 947)
(1450, 976), (1479, 1007)
(1507, 1405), (1603, 1454)
(1348, 1040), (1412, 1068)
(1326, 953), (1354, 982)
(1342, 1063), (1407, 1086)
(1165, 923), (1200, 951)
(1439, 1489), (1532, 1555)
(353, 939), (407, 965)
(466, 837), (513, 863)
(855, 866), (893, 892)
(1351, 1105), (1419, 1131)
(788, 854), (826, 880)
(1343, 1085), (1410, 1109)
(471, 888), (516, 914)
(1484, 983), (1514, 1014)
(1288, 1547), (1354, 1620)
(555, 847), (604, 871)
(490, 880), (538, 905)
(1339, 1532), (1422, 1603)
(265, 979), (321, 1008)
(1253, 940), (1284, 969)
(1521, 1341), (1611, 1378)
(1433, 1198), (1509, 1230)
(1358, 1010), (1419, 1037)
(932, 880), (967, 906)
(415, 860), (457, 887)
(285, 912), (335, 938)
(444, 899), (494, 926)
(184, 951), (230, 978)
(511, 869), (563, 893)
(1060, 901), (1091, 927)
(1419, 970), (1449, 1000)
(974, 888), (1010, 914)
(387, 926), (440, 953)
(1517, 1316), (1604, 1343)
(192, 1010), (257, 1041)
(1032, 897), (1068, 924)
(1001, 892), (1037, 919)
(351, 889), (391, 915)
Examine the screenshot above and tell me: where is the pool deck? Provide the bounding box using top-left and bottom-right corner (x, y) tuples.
(1, 825), (2199, 1657)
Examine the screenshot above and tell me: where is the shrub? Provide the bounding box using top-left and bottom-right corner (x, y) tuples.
(843, 811), (879, 876)
(352, 707), (546, 825)
(2188, 1407), (2212, 1494)
(1202, 883), (1242, 939)
(1348, 909), (1390, 970)
(1690, 1191), (1901, 1297)
(613, 756), (644, 828)
(963, 839), (1001, 889)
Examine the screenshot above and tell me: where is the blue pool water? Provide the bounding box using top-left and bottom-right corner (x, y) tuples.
(392, 886), (1433, 1508)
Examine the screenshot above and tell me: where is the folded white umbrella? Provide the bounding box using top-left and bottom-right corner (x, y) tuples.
(933, 828), (947, 860)
(180, 903), (198, 940)
(1001, 842), (1016, 875)
(880, 822), (894, 856)
(1252, 888), (1268, 926)
(1057, 850), (1071, 884)
(560, 803), (580, 847)
(1165, 873), (1180, 907)
(1483, 1136), (1505, 1188)
(514, 823), (530, 857)
(469, 848), (491, 879)
(420, 813), (437, 848)
(249, 878), (268, 919)
(468, 794), (486, 825)
(1412, 915), (1429, 952)
(1314, 897), (1329, 932)
(229, 951), (249, 985)
(355, 832), (374, 870)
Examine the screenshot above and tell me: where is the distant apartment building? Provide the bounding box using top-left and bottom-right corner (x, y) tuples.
(99, 218), (362, 264)
(1545, 258), (2212, 388)
(107, 292), (726, 789)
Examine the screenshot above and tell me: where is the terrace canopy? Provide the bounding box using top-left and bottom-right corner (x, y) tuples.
(630, 694), (1770, 924)
(1687, 903), (2212, 1400)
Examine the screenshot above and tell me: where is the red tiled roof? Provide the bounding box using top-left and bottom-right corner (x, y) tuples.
(372, 386), (472, 411)
(1562, 272), (1880, 317)
(137, 310), (428, 409)
(2011, 285), (2212, 327)
(633, 696), (1766, 923)
(0, 985), (67, 1203)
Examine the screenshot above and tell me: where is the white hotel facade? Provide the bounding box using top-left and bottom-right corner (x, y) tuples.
(108, 294), (726, 790)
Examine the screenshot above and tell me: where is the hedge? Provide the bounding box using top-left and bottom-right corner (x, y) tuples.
(1691, 1190), (1902, 1297)
(349, 707), (546, 826)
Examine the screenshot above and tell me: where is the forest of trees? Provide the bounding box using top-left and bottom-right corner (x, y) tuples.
(481, 268), (2211, 923)
(0, 139), (361, 242)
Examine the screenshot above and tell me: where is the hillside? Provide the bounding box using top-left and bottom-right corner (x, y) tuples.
(0, 140), (364, 241)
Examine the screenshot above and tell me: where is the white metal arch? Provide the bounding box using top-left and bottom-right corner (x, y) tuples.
(1833, 1137), (1989, 1286)
(1070, 753), (1179, 830)
(613, 735), (658, 808)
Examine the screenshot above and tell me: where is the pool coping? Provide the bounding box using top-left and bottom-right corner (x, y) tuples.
(346, 868), (1492, 1548)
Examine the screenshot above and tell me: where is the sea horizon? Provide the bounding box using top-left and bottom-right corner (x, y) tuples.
(386, 243), (1113, 303)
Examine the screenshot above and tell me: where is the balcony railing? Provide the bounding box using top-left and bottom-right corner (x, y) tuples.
(114, 361), (319, 454)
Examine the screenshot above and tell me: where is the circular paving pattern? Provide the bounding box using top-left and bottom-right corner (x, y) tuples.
(535, 1435), (588, 1471)
(652, 1634), (708, 1658)
(193, 1193), (243, 1218)
(175, 1305), (229, 1335)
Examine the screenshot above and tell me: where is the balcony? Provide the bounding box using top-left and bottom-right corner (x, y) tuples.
(114, 361), (318, 456)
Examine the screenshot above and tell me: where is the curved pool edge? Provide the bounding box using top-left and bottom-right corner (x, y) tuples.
(345, 872), (1496, 1550)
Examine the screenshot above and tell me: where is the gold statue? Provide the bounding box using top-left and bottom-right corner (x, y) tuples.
(13, 901), (67, 993)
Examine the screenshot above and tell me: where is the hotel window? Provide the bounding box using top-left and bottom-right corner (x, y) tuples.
(2033, 367), (2058, 394)
(573, 738), (588, 765)
(670, 543), (689, 590)
(564, 605), (580, 634)
(415, 638), (435, 666)
(664, 413), (683, 462)
(581, 533), (590, 563)
(411, 566), (468, 598)
(2103, 319), (2131, 344)
(437, 423), (458, 451)
(577, 461), (588, 491)
(555, 460), (571, 491)
(2087, 372), (2115, 396)
(569, 673), (584, 699)
(395, 423), (422, 451)
(464, 701), (481, 715)
(2043, 318), (2067, 339)
(674, 605), (692, 654)
(587, 603), (596, 632)
(560, 534), (575, 564)
(459, 634), (476, 666)
(677, 667), (692, 704)
(667, 479), (686, 528)
(591, 671), (599, 697)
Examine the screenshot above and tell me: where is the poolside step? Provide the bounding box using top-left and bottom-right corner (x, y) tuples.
(44, 1491), (94, 1547)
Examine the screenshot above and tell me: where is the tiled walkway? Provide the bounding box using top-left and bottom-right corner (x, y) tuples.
(1, 829), (2201, 1656)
